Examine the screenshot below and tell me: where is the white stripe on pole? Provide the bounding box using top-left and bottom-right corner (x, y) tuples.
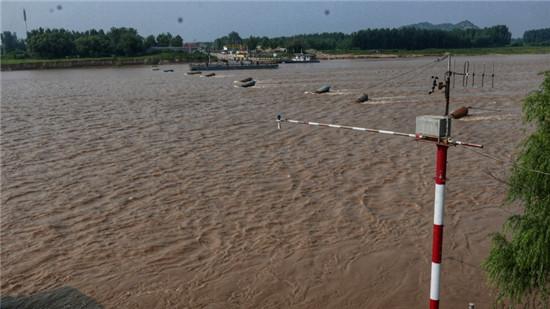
(434, 184), (445, 226)
(430, 262), (441, 300)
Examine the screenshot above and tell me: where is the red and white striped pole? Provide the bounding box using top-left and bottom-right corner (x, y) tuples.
(429, 144), (448, 309)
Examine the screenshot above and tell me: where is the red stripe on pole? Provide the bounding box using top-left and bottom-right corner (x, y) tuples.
(434, 145), (448, 185)
(432, 224), (443, 263)
(430, 299), (439, 309)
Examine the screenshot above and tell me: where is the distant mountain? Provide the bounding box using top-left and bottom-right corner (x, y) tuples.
(403, 20), (480, 31)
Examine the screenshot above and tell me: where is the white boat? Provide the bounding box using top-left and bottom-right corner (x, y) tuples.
(284, 53), (320, 63)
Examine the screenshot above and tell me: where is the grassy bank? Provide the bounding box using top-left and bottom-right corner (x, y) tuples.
(321, 46), (550, 57)
(1, 52), (210, 70)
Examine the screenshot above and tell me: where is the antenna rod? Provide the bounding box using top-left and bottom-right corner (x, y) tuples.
(472, 64), (475, 87)
(452, 59), (456, 88)
(482, 64), (485, 88)
(444, 54), (451, 116)
(491, 63), (495, 88)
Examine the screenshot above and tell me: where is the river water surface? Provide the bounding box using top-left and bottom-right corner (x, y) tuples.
(2, 55), (549, 308)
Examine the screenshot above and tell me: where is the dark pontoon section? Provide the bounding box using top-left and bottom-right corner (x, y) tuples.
(356, 93), (369, 103)
(314, 85), (331, 94)
(240, 80), (256, 88)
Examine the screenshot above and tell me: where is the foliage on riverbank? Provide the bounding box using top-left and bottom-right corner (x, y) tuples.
(1, 28), (193, 59)
(484, 73), (550, 307)
(218, 25), (512, 52)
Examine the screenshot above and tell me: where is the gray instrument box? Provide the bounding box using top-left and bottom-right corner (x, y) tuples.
(415, 115), (452, 138)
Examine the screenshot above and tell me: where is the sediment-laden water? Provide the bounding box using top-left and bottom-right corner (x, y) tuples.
(2, 54), (549, 308)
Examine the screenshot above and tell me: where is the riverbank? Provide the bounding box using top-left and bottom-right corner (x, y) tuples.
(0, 53), (210, 71)
(316, 46), (550, 60)
(3, 46), (549, 71)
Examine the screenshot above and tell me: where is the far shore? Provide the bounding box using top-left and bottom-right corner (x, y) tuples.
(0, 57), (203, 72)
(2, 46), (550, 71)
(315, 46), (550, 59)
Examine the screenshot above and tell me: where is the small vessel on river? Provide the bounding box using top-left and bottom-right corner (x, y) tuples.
(283, 53), (320, 63)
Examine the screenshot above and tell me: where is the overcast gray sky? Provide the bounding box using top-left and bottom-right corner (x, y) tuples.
(2, 1), (550, 40)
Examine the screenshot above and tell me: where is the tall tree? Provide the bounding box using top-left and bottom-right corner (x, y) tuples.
(107, 27), (143, 56)
(156, 33), (172, 47)
(484, 73), (550, 307)
(144, 35), (156, 49)
(524, 28), (550, 45)
(75, 35), (110, 57)
(227, 31), (242, 45)
(1, 31), (19, 53)
(170, 35), (183, 47)
(244, 36), (259, 50)
(26, 28), (76, 58)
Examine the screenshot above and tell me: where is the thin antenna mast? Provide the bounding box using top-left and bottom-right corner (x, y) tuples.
(444, 54), (451, 115)
(482, 64), (486, 88)
(472, 64), (476, 87)
(491, 64), (495, 88)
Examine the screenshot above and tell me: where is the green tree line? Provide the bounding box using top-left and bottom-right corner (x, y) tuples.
(4, 24), (549, 58)
(1, 28), (186, 58)
(215, 31), (354, 52)
(351, 25), (511, 49)
(215, 25), (512, 52)
(0, 31), (26, 54)
(523, 28), (550, 46)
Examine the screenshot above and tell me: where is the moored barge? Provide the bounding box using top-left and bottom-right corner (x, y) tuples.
(189, 62), (278, 71)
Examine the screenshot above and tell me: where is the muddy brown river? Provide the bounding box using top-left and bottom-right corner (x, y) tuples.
(1, 54), (549, 308)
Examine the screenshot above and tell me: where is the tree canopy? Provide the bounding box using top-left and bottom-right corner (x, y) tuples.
(1, 31), (26, 54)
(350, 25), (511, 49)
(170, 35), (183, 47)
(524, 28), (550, 46)
(26, 28), (76, 58)
(214, 25), (511, 52)
(156, 33), (172, 47)
(20, 27), (187, 58)
(213, 31), (243, 49)
(484, 73), (550, 307)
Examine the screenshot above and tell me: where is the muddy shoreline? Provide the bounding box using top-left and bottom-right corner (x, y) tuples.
(0, 58), (196, 71)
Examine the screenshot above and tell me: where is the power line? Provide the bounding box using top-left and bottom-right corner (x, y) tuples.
(367, 57), (442, 91)
(464, 146), (550, 176)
